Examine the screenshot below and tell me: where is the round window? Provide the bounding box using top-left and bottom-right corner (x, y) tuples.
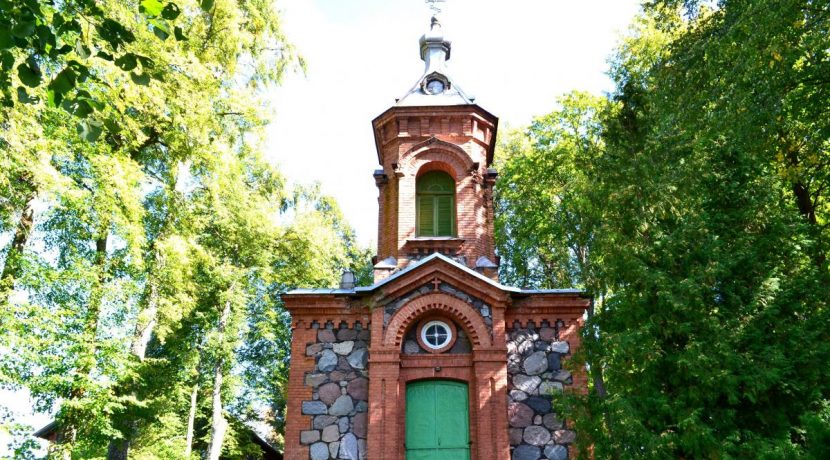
(426, 79), (445, 94)
(420, 320), (452, 350)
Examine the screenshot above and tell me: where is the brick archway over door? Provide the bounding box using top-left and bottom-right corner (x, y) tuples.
(368, 291), (509, 460)
(383, 292), (492, 349)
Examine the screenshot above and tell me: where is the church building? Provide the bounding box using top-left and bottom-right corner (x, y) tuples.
(282, 14), (589, 460)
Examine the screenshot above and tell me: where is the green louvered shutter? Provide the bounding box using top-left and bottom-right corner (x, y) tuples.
(418, 196), (435, 236)
(417, 171), (455, 237)
(435, 195), (453, 236)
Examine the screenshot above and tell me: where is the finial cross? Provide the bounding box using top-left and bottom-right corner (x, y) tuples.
(425, 0), (446, 15)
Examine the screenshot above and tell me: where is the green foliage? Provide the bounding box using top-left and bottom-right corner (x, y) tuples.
(0, 0), (365, 458)
(0, 0), (183, 119)
(2, 423), (41, 460)
(497, 1), (830, 458)
(495, 92), (607, 289)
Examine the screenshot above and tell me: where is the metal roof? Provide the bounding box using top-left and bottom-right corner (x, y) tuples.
(284, 252), (584, 297)
(396, 81), (474, 107)
(395, 15), (475, 107)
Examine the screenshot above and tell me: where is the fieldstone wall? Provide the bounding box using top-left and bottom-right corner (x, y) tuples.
(300, 322), (370, 460)
(507, 321), (576, 460)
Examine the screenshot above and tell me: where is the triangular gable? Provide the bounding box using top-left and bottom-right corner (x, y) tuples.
(286, 253), (506, 296)
(286, 252), (583, 300)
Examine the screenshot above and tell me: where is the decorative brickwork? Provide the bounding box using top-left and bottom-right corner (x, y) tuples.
(283, 16), (590, 459)
(381, 281), (493, 332)
(367, 287), (511, 460)
(382, 292), (492, 349)
(402, 318), (471, 354)
(372, 106), (499, 281)
(284, 258), (589, 460)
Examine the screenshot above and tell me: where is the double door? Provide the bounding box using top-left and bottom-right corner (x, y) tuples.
(405, 380), (470, 460)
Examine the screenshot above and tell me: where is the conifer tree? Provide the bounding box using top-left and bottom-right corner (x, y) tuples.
(496, 2), (830, 457)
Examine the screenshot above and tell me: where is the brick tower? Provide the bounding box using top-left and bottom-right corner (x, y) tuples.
(371, 15), (499, 283)
(282, 13), (588, 460)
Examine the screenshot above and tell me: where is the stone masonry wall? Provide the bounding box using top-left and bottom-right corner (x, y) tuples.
(300, 322), (370, 460)
(507, 321), (576, 460)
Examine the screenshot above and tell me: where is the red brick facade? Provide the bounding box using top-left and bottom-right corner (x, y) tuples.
(372, 106), (499, 280)
(283, 256), (588, 459)
(282, 15), (588, 460)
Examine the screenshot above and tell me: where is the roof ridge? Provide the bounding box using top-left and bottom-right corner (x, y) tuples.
(284, 252), (585, 296)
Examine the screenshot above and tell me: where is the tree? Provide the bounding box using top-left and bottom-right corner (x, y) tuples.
(0, 0), (351, 458)
(494, 91), (613, 404)
(114, 171), (369, 459)
(0, 0), (217, 126)
(496, 2), (830, 457)
(495, 92), (607, 290)
(577, 3), (828, 457)
(0, 0), (187, 304)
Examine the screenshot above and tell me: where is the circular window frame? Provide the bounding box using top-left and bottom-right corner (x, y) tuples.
(421, 73), (450, 95)
(425, 79), (445, 95)
(416, 318), (457, 354)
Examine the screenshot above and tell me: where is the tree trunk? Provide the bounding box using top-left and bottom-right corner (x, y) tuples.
(131, 282), (159, 359)
(56, 229), (108, 455)
(206, 298), (232, 460)
(107, 167), (178, 460)
(184, 383), (199, 459)
(206, 361), (228, 460)
(105, 280), (159, 460)
(106, 439), (129, 460)
(0, 192), (35, 303)
(781, 136), (827, 272)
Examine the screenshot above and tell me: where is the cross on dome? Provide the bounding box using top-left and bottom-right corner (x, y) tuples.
(425, 0), (446, 16)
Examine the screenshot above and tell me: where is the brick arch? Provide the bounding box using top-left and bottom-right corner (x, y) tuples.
(384, 292), (492, 349)
(416, 161), (456, 180)
(403, 136), (471, 161)
(403, 375), (471, 386)
(400, 142), (473, 180)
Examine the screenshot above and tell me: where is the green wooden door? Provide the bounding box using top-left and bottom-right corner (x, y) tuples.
(405, 380), (470, 460)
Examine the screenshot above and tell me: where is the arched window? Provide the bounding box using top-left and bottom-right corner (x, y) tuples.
(416, 171), (455, 236)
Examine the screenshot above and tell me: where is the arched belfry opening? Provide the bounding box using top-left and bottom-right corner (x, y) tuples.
(282, 9), (589, 460)
(416, 170), (456, 237)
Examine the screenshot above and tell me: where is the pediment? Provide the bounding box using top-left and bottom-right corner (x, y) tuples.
(404, 135), (467, 158)
(368, 253), (512, 307)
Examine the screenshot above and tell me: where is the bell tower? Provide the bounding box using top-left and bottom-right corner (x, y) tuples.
(371, 14), (500, 282)
(281, 8), (588, 460)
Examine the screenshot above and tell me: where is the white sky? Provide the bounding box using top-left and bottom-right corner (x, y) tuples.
(265, 0), (642, 247)
(2, 0), (642, 454)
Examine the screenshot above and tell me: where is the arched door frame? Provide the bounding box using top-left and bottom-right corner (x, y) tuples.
(368, 291), (509, 459)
